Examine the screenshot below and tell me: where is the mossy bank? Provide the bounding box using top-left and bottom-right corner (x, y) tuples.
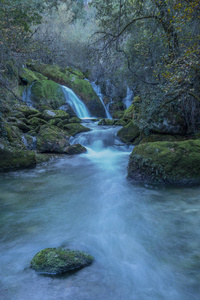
(127, 139), (200, 186)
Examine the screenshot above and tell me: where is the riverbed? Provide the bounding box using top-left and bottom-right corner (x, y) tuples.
(0, 123), (200, 300)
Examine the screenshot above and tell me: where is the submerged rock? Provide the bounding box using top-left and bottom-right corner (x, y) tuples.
(127, 139), (200, 185)
(63, 123), (90, 137)
(64, 144), (87, 155)
(30, 247), (94, 275)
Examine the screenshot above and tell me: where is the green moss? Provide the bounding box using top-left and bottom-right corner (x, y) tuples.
(112, 111), (124, 119)
(98, 119), (115, 126)
(63, 123), (90, 137)
(43, 110), (69, 121)
(123, 104), (135, 120)
(28, 117), (47, 127)
(0, 142), (36, 172)
(68, 117), (81, 123)
(17, 105), (40, 117)
(128, 139), (200, 185)
(30, 247), (94, 275)
(31, 80), (66, 109)
(19, 68), (47, 85)
(37, 125), (70, 153)
(26, 63), (106, 117)
(117, 121), (140, 143)
(64, 144), (87, 155)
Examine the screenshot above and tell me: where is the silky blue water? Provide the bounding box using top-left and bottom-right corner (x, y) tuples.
(61, 85), (91, 118)
(91, 81), (112, 119)
(0, 123), (200, 300)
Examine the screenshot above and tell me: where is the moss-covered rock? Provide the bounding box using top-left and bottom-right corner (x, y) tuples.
(28, 117), (47, 128)
(19, 68), (47, 85)
(37, 125), (70, 153)
(12, 120), (31, 133)
(4, 123), (26, 148)
(98, 119), (115, 126)
(63, 123), (90, 137)
(64, 144), (87, 155)
(127, 139), (200, 185)
(35, 153), (52, 164)
(0, 142), (36, 172)
(114, 119), (127, 126)
(123, 104), (135, 120)
(117, 122), (140, 143)
(112, 111), (125, 119)
(43, 110), (69, 121)
(30, 247), (94, 275)
(69, 117), (81, 123)
(31, 80), (66, 110)
(16, 105), (40, 117)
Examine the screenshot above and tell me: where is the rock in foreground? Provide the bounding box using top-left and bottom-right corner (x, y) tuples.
(127, 139), (200, 186)
(31, 247), (94, 275)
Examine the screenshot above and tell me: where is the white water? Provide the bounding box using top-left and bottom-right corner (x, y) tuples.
(91, 82), (112, 119)
(0, 122), (200, 300)
(61, 85), (91, 118)
(23, 83), (34, 106)
(123, 86), (133, 109)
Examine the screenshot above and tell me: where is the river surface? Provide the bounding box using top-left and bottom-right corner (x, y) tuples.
(0, 122), (200, 300)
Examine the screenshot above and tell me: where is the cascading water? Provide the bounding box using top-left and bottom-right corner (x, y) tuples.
(22, 83), (34, 106)
(91, 82), (112, 119)
(123, 86), (133, 109)
(0, 121), (200, 300)
(61, 85), (91, 118)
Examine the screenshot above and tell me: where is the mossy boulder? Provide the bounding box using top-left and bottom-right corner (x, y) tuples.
(114, 119), (127, 126)
(28, 117), (47, 128)
(64, 144), (87, 155)
(59, 104), (77, 118)
(98, 119), (115, 126)
(19, 68), (47, 85)
(112, 111), (124, 119)
(31, 80), (66, 110)
(37, 125), (70, 153)
(0, 142), (36, 172)
(63, 123), (90, 137)
(16, 105), (40, 117)
(69, 117), (81, 123)
(12, 120), (31, 133)
(127, 139), (200, 185)
(117, 122), (140, 143)
(30, 247), (94, 275)
(123, 104), (135, 120)
(43, 109), (69, 121)
(4, 124), (26, 148)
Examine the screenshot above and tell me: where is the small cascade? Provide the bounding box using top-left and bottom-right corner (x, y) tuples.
(23, 83), (34, 106)
(61, 85), (91, 119)
(91, 81), (112, 119)
(123, 86), (133, 109)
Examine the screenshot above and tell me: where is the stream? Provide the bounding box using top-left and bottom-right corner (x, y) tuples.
(0, 121), (200, 300)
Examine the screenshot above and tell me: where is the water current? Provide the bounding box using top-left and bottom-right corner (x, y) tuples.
(0, 122), (200, 300)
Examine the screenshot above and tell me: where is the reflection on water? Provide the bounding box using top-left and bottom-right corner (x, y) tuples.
(0, 123), (200, 300)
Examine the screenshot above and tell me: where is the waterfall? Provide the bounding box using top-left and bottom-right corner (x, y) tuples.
(61, 85), (91, 119)
(123, 86), (133, 109)
(91, 81), (112, 119)
(23, 83), (34, 106)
